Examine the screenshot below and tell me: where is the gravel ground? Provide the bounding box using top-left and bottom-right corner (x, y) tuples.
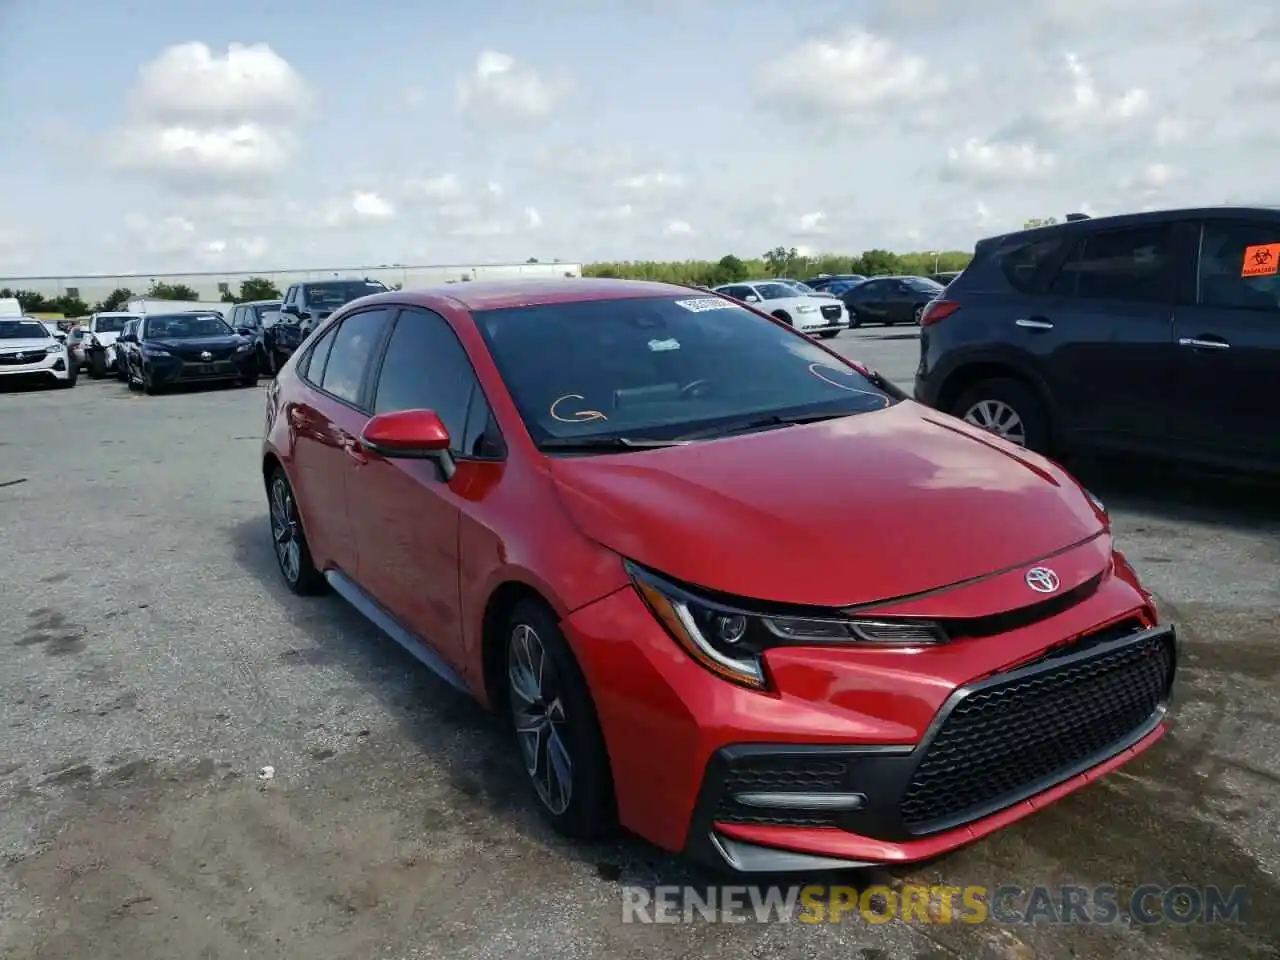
(1, 333), (1277, 960)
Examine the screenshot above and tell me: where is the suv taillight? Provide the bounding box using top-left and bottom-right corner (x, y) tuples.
(919, 300), (960, 327)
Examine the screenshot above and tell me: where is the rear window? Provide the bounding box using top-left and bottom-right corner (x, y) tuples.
(473, 295), (896, 444)
(999, 238), (1064, 294)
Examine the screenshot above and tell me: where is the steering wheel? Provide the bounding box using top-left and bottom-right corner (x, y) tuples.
(679, 379), (715, 400)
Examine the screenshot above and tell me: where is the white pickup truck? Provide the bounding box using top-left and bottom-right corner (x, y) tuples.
(83, 311), (140, 378)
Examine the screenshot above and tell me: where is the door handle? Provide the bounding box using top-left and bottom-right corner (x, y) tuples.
(342, 436), (368, 465)
(1178, 337), (1230, 350)
(1014, 317), (1054, 330)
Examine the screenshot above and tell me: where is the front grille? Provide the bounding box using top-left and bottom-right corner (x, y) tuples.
(0, 351), (43, 365)
(900, 629), (1174, 833)
(821, 304), (842, 320)
(180, 360), (237, 378)
(715, 754), (849, 827)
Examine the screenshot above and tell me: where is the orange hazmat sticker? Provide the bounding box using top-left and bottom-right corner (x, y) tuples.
(1241, 243), (1280, 277)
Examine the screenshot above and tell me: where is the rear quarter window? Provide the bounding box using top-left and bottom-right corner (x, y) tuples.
(999, 237), (1065, 294)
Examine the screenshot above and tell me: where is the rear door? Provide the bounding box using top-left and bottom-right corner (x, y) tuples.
(1024, 223), (1178, 446)
(287, 308), (394, 574)
(1170, 217), (1280, 465)
(845, 279), (892, 321)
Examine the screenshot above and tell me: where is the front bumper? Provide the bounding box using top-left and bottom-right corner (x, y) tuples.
(0, 351), (72, 381)
(562, 544), (1174, 872)
(144, 350), (257, 385)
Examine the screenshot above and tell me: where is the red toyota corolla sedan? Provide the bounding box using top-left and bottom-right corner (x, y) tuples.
(261, 278), (1177, 873)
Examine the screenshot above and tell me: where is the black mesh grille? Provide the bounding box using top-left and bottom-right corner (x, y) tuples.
(900, 630), (1174, 832)
(715, 755), (848, 827)
(0, 351), (43, 365)
(821, 304), (843, 320)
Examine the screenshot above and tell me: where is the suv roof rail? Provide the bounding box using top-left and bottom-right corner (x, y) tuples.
(1065, 212), (1091, 222)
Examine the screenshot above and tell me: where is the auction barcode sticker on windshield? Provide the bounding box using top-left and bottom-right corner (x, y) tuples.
(673, 297), (735, 312)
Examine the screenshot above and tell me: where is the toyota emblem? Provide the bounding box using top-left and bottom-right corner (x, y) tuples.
(14, 352), (24, 361)
(200, 351), (213, 361)
(1025, 567), (1060, 593)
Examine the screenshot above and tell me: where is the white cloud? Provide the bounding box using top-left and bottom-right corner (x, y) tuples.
(1154, 117), (1191, 144)
(351, 191), (395, 220)
(457, 50), (562, 121)
(525, 207), (542, 229)
(618, 171), (685, 191)
(663, 219), (693, 236)
(108, 42), (311, 190)
(942, 138), (1056, 184)
(402, 173), (463, 202)
(321, 191), (398, 227)
(1122, 163), (1184, 197)
(129, 42), (311, 124)
(793, 212), (828, 236)
(1044, 53), (1150, 129)
(756, 29), (946, 121)
(595, 204), (634, 223)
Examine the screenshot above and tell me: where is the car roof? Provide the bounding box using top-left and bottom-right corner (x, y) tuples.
(95, 311), (139, 317)
(368, 277), (700, 311)
(240, 299), (281, 306)
(982, 204), (1280, 247)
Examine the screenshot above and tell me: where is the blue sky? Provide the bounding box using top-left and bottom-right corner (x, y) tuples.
(1, 0), (1274, 274)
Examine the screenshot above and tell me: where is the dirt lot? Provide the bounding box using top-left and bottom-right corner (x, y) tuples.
(1, 333), (1278, 960)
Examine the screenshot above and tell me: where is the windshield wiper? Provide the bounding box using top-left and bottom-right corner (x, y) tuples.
(675, 411), (849, 441)
(538, 436), (690, 452)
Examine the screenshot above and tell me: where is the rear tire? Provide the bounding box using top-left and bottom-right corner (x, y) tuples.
(87, 351), (106, 379)
(240, 374), (259, 388)
(951, 377), (1051, 454)
(913, 304), (925, 325)
(267, 467), (326, 596)
(504, 599), (615, 841)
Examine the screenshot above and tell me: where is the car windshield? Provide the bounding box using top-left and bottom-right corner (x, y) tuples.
(304, 282), (387, 310)
(144, 313), (232, 338)
(474, 295), (897, 445)
(253, 304), (281, 325)
(94, 316), (131, 333)
(783, 281), (818, 294)
(752, 282), (798, 301)
(0, 319), (51, 340)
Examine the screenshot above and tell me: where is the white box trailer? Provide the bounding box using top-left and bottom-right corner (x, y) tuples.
(125, 298), (228, 317)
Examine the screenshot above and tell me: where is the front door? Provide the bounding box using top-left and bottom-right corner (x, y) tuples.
(348, 307), (483, 672)
(1171, 217), (1280, 466)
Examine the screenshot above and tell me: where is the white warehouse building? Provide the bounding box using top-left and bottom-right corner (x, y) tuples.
(0, 260), (584, 306)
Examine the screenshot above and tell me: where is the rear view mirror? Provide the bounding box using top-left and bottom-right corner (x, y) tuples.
(361, 409), (456, 480)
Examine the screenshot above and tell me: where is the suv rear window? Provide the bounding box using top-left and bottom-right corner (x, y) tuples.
(999, 238), (1063, 294)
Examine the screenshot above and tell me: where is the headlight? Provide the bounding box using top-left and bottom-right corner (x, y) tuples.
(141, 345), (169, 357)
(796, 304), (818, 313)
(45, 344), (63, 355)
(235, 343), (252, 353)
(628, 563), (947, 690)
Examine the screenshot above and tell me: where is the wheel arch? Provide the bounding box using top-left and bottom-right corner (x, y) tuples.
(479, 579), (561, 712)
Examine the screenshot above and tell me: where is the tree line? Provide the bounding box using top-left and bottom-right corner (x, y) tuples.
(2, 242), (997, 317)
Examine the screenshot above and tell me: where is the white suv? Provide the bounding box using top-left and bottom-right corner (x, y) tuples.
(0, 316), (77, 388)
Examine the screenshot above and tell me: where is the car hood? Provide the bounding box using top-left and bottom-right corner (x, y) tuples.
(94, 331), (121, 345)
(548, 402), (1105, 607)
(0, 337), (55, 352)
(147, 335), (248, 352)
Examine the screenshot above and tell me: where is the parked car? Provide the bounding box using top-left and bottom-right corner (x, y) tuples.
(915, 206), (1280, 473)
(0, 316), (77, 388)
(261, 277), (1176, 874)
(840, 275), (945, 327)
(805, 274), (868, 295)
(929, 271), (963, 286)
(83, 311), (139, 378)
(114, 318), (141, 381)
(227, 299), (282, 374)
(276, 278), (391, 351)
(119, 311), (258, 394)
(712, 281), (847, 337)
(65, 324), (87, 371)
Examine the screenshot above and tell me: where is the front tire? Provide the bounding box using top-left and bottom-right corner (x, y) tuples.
(239, 374), (259, 388)
(771, 310), (792, 326)
(951, 377), (1051, 454)
(820, 330), (840, 339)
(505, 599), (615, 840)
(87, 351), (106, 379)
(267, 468), (326, 595)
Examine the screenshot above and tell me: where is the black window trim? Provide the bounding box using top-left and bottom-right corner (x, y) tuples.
(297, 307), (394, 413)
(1192, 216), (1280, 314)
(365, 305), (508, 462)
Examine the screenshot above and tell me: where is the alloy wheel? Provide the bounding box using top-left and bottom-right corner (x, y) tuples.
(269, 477), (302, 583)
(507, 623), (573, 816)
(962, 399), (1027, 446)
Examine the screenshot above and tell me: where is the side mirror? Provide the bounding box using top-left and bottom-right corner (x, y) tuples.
(119, 332), (137, 343)
(361, 409), (456, 481)
(281, 303), (299, 316)
(744, 294), (760, 303)
(236, 327), (254, 337)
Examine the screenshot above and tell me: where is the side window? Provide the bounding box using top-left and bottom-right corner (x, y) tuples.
(461, 384), (504, 458)
(1197, 220), (1280, 311)
(318, 308), (393, 406)
(1000, 237), (1064, 294)
(372, 308), (489, 454)
(300, 323), (339, 383)
(231, 306), (244, 327)
(1048, 227), (1171, 303)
